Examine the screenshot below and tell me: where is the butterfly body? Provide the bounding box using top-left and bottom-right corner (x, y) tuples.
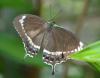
(13, 14), (83, 74)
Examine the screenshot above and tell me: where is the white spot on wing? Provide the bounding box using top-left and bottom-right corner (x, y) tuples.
(79, 42), (84, 49)
(71, 50), (74, 53)
(43, 49), (66, 55)
(19, 15), (26, 26)
(24, 53), (33, 59)
(74, 49), (77, 52)
(25, 33), (40, 49)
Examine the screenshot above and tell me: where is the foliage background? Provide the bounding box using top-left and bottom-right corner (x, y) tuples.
(0, 0), (100, 78)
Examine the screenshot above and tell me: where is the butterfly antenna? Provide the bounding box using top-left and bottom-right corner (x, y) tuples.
(48, 0), (63, 22)
(49, 9), (62, 22)
(49, 3), (52, 21)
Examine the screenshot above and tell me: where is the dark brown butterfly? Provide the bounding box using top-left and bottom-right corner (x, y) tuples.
(13, 14), (83, 75)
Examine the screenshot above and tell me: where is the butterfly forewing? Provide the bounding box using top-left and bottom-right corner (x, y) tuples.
(13, 14), (47, 57)
(53, 27), (80, 52)
(42, 26), (80, 52)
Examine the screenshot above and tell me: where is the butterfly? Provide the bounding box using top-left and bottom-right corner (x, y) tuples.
(13, 14), (83, 75)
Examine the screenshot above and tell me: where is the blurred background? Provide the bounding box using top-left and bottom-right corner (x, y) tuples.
(0, 0), (100, 78)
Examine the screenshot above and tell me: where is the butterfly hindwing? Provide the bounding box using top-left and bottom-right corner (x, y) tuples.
(42, 23), (83, 65)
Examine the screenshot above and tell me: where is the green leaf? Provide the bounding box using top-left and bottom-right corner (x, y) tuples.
(0, 0), (33, 11)
(69, 41), (100, 72)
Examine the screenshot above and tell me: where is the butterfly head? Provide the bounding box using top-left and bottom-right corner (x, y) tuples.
(47, 21), (56, 29)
